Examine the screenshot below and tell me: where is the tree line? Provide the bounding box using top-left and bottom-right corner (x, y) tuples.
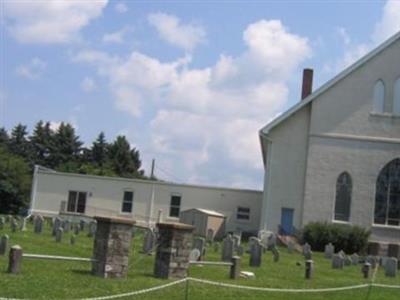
(0, 120), (148, 214)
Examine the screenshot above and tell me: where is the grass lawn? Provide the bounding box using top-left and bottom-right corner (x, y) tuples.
(0, 219), (399, 300)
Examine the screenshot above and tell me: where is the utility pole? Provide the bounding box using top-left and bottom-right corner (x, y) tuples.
(148, 158), (155, 227)
(150, 159), (155, 179)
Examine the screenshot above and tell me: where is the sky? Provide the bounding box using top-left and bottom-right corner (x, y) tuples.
(1, 0), (400, 190)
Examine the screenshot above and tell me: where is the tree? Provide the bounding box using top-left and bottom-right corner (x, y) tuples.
(30, 120), (54, 166)
(109, 135), (143, 177)
(9, 123), (31, 158)
(0, 147), (31, 214)
(92, 132), (108, 168)
(0, 127), (9, 145)
(53, 122), (83, 167)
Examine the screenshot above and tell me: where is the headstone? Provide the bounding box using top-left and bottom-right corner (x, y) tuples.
(344, 256), (352, 266)
(88, 220), (97, 237)
(267, 234), (276, 250)
(233, 234), (241, 250)
(248, 236), (258, 254)
(230, 256), (241, 279)
(380, 256), (389, 267)
(332, 254), (344, 269)
(304, 250), (313, 260)
(237, 245), (244, 256)
(0, 216), (4, 229)
(206, 229), (214, 243)
(74, 225), (80, 235)
(8, 245), (23, 274)
(221, 235), (234, 262)
(271, 246), (280, 262)
(324, 243), (334, 259)
(384, 258), (398, 277)
(79, 219), (86, 231)
(338, 250), (345, 258)
(189, 249), (201, 262)
(287, 240), (295, 254)
(193, 237), (206, 260)
(362, 262), (371, 279)
(366, 256), (378, 269)
(33, 215), (44, 234)
(55, 227), (63, 242)
(351, 253), (359, 265)
(70, 235), (76, 245)
(11, 218), (18, 233)
(63, 220), (70, 233)
(303, 243), (311, 257)
(249, 239), (263, 267)
(142, 229), (156, 254)
(258, 230), (272, 248)
(305, 260), (313, 279)
(0, 234), (9, 255)
(52, 217), (61, 236)
(92, 216), (136, 279)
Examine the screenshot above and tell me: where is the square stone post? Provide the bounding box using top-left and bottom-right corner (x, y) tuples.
(92, 216), (136, 278)
(154, 222), (194, 279)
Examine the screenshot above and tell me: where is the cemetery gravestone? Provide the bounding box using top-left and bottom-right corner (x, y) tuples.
(222, 235), (234, 262)
(351, 253), (359, 265)
(344, 256), (352, 266)
(248, 237), (258, 254)
(0, 234), (9, 255)
(63, 220), (70, 233)
(249, 239), (263, 267)
(233, 234), (241, 250)
(362, 262), (371, 279)
(11, 218), (18, 233)
(34, 215), (44, 234)
(385, 258), (398, 277)
(366, 256), (378, 269)
(53, 218), (61, 236)
(193, 237), (206, 260)
(332, 254), (344, 269)
(88, 221), (97, 237)
(8, 245), (23, 274)
(305, 260), (313, 279)
(142, 229), (156, 254)
(74, 225), (80, 235)
(189, 249), (201, 262)
(303, 243), (311, 257)
(80, 219), (86, 231)
(55, 227), (63, 243)
(271, 246), (280, 262)
(237, 245), (244, 256)
(324, 243), (334, 259)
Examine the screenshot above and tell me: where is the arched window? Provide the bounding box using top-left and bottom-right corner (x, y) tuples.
(373, 80), (385, 113)
(334, 172), (352, 222)
(374, 158), (400, 226)
(394, 78), (400, 114)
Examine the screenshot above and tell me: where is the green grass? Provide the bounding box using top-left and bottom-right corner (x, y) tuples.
(0, 220), (399, 300)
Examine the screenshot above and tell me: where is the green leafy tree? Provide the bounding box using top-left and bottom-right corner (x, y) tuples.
(0, 147), (31, 214)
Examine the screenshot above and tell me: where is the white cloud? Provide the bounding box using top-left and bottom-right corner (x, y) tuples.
(148, 13), (206, 51)
(372, 0), (400, 44)
(115, 2), (128, 14)
(75, 19), (311, 187)
(81, 77), (97, 92)
(337, 27), (351, 46)
(102, 27), (131, 44)
(15, 58), (47, 80)
(3, 0), (108, 44)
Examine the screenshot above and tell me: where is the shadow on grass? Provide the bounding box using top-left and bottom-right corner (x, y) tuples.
(71, 269), (92, 276)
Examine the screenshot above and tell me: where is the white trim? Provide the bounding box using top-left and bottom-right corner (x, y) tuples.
(371, 224), (400, 230)
(260, 31), (400, 136)
(369, 112), (400, 119)
(29, 165), (39, 215)
(310, 132), (400, 144)
(332, 220), (352, 225)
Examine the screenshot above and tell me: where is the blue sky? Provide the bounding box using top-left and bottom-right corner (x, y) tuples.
(1, 0), (400, 189)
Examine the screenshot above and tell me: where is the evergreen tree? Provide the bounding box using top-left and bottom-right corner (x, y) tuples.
(30, 120), (54, 165)
(53, 122), (83, 166)
(109, 135), (138, 177)
(0, 127), (9, 145)
(92, 132), (108, 168)
(9, 123), (30, 158)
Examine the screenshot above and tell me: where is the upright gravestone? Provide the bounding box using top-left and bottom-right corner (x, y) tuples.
(249, 239), (263, 267)
(237, 245), (244, 256)
(344, 256), (352, 266)
(193, 237), (206, 260)
(385, 258), (398, 277)
(88, 221), (97, 238)
(303, 243), (311, 256)
(248, 236), (258, 254)
(74, 225), (80, 235)
(324, 243), (335, 259)
(63, 220), (70, 233)
(0, 234), (9, 255)
(55, 227), (63, 243)
(34, 215), (44, 234)
(332, 254), (344, 269)
(189, 249), (201, 262)
(362, 262), (371, 279)
(0, 216), (4, 230)
(222, 235), (234, 262)
(233, 234), (241, 250)
(52, 217), (61, 236)
(92, 216), (136, 278)
(143, 229), (156, 255)
(351, 253), (359, 265)
(79, 219), (86, 231)
(305, 260), (314, 279)
(154, 222), (194, 279)
(11, 218), (18, 233)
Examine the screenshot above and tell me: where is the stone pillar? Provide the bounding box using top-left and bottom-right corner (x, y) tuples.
(8, 245), (23, 274)
(362, 262), (371, 279)
(230, 256), (240, 279)
(92, 216), (136, 279)
(305, 260), (314, 279)
(154, 222), (194, 279)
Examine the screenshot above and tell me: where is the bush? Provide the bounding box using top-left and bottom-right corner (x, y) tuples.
(301, 222), (370, 254)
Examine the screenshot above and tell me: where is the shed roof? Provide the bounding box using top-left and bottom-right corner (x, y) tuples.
(182, 208), (225, 217)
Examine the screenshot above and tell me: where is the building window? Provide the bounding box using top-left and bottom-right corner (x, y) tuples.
(334, 172), (352, 222)
(394, 78), (400, 114)
(169, 195), (181, 217)
(373, 80), (385, 113)
(374, 158), (400, 226)
(67, 191), (87, 213)
(237, 206), (250, 220)
(122, 191), (134, 213)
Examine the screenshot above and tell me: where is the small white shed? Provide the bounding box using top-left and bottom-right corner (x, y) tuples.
(179, 208), (226, 240)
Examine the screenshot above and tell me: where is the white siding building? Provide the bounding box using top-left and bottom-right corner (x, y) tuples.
(30, 166), (262, 233)
(259, 32), (400, 243)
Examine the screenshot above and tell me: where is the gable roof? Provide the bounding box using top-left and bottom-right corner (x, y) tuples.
(259, 31), (400, 136)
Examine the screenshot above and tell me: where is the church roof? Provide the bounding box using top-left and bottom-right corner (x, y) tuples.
(259, 31), (400, 136)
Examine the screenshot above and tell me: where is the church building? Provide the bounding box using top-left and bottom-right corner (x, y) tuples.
(259, 31), (400, 243)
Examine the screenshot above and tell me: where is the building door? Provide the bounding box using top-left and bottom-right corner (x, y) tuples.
(280, 208), (294, 235)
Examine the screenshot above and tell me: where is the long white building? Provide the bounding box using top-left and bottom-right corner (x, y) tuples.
(30, 166), (262, 233)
